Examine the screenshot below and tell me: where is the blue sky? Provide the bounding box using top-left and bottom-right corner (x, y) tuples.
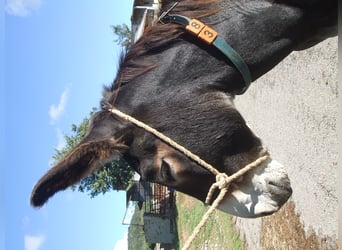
(3, 1), (134, 249)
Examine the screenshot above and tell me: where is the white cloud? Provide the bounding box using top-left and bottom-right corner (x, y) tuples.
(114, 232), (128, 250)
(55, 128), (66, 151)
(48, 158), (55, 168)
(5, 0), (42, 17)
(24, 234), (45, 250)
(47, 128), (66, 167)
(49, 88), (69, 125)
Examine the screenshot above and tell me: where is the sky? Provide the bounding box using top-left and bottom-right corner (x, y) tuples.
(3, 0), (135, 249)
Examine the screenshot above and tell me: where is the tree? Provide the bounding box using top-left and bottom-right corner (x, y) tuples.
(51, 111), (134, 198)
(50, 23), (134, 197)
(112, 23), (132, 50)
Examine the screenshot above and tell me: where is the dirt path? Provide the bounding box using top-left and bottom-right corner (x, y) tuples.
(234, 37), (338, 249)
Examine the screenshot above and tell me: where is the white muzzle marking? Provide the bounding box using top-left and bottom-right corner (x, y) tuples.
(217, 159), (292, 218)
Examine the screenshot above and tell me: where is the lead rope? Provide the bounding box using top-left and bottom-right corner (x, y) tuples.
(109, 108), (269, 250)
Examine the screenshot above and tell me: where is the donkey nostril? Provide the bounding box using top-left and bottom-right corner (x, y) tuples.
(268, 180), (277, 186)
(267, 179), (293, 202)
(268, 180), (286, 190)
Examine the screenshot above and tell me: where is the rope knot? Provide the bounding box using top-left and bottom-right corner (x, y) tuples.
(205, 172), (230, 205)
(215, 173), (230, 190)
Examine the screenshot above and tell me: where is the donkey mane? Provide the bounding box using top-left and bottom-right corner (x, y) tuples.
(102, 0), (220, 106)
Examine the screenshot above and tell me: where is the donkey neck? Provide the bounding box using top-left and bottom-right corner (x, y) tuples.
(214, 0), (336, 74)
(112, 0), (337, 106)
(129, 0), (334, 95)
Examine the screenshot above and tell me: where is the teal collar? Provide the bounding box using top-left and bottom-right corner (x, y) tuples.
(159, 12), (252, 95)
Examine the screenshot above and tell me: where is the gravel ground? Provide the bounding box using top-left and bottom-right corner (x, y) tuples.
(233, 37), (338, 249)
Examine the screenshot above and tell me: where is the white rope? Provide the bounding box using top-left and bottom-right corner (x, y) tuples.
(109, 108), (269, 250)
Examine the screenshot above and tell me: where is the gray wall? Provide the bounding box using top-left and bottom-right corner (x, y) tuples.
(234, 37), (338, 249)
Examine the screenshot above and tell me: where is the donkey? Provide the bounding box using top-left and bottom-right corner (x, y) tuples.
(31, 0), (337, 218)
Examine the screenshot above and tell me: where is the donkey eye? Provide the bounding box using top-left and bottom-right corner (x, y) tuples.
(160, 159), (175, 181)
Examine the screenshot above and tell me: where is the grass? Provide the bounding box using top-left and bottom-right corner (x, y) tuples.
(175, 192), (243, 250)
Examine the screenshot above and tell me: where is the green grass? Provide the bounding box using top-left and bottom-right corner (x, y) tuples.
(175, 192), (243, 250)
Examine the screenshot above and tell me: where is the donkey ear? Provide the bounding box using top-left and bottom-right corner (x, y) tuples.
(30, 138), (128, 207)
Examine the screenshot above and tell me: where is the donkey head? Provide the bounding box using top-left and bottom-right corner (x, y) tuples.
(31, 97), (292, 218)
(32, 0), (309, 218)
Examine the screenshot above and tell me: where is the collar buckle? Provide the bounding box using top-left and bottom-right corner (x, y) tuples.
(158, 2), (179, 24)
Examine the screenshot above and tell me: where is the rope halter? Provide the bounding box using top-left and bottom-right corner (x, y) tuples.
(109, 108), (269, 250)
